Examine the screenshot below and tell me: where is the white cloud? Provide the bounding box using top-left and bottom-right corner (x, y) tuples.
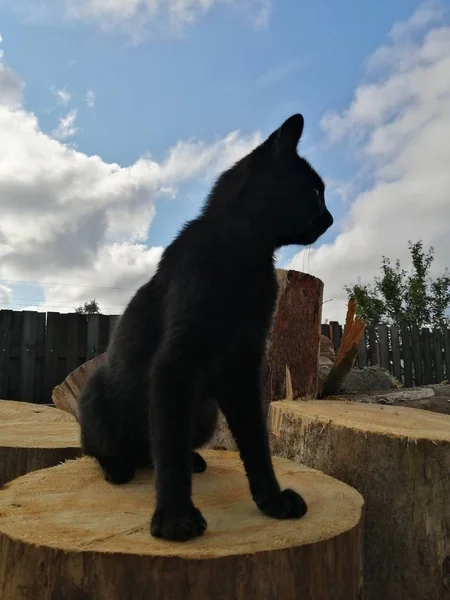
(289, 6), (450, 322)
(51, 86), (71, 106)
(254, 57), (300, 87)
(0, 56), (261, 313)
(10, 0), (270, 41)
(0, 62), (23, 110)
(52, 108), (79, 139)
(85, 89), (96, 108)
(0, 283), (12, 305)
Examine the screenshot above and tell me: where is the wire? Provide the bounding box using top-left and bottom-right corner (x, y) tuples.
(1, 296), (128, 307)
(0, 278), (139, 291)
(0, 300), (124, 311)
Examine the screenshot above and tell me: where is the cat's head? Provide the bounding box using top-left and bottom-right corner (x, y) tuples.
(207, 114), (333, 249)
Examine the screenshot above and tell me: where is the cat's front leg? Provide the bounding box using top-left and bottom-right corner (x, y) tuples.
(216, 360), (307, 520)
(148, 350), (207, 541)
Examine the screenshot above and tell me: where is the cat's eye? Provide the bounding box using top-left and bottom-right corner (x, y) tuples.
(313, 188), (320, 197)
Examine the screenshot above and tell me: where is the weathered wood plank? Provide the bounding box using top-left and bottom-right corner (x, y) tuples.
(33, 313), (46, 404)
(390, 326), (402, 382)
(20, 311), (38, 403)
(66, 313), (86, 373)
(367, 326), (378, 366)
(401, 327), (413, 388)
(329, 321), (342, 353)
(44, 313), (61, 404)
(98, 315), (110, 355)
(8, 312), (23, 400)
(0, 310), (13, 399)
(377, 325), (390, 370)
(411, 327), (422, 386)
(432, 329), (443, 383)
(86, 315), (100, 360)
(357, 329), (367, 368)
(421, 328), (433, 385)
(444, 328), (450, 382)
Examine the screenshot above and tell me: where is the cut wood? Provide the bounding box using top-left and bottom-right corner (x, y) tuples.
(269, 400), (450, 600)
(51, 269), (324, 453)
(263, 268), (323, 414)
(0, 450), (363, 600)
(0, 399), (76, 423)
(0, 399), (81, 487)
(320, 299), (365, 398)
(52, 353), (106, 420)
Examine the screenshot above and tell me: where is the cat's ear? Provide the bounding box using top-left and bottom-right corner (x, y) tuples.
(276, 114), (304, 153)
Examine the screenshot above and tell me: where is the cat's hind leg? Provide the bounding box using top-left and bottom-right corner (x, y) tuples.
(191, 399), (219, 473)
(97, 455), (136, 485)
(79, 364), (148, 485)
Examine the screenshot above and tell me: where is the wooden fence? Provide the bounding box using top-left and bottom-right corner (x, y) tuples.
(0, 310), (120, 404)
(322, 321), (450, 386)
(1, 309), (450, 405)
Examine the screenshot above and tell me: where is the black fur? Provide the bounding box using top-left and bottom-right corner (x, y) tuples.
(79, 114), (333, 541)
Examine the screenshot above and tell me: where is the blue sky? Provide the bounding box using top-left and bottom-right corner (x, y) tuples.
(0, 0), (449, 318)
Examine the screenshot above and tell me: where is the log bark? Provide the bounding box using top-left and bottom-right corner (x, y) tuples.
(0, 399), (81, 487)
(0, 450), (363, 600)
(263, 269), (323, 414)
(52, 353), (106, 420)
(269, 400), (450, 600)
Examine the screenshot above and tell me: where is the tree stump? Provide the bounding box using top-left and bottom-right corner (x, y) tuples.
(0, 399), (81, 487)
(207, 269), (324, 451)
(0, 450), (363, 600)
(263, 269), (323, 412)
(269, 400), (450, 600)
(0, 399), (76, 423)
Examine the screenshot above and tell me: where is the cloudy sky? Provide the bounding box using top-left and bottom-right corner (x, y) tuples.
(0, 0), (449, 321)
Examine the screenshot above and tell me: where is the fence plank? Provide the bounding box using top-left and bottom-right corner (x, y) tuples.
(44, 313), (61, 404)
(98, 315), (110, 355)
(34, 313), (46, 404)
(367, 326), (378, 366)
(357, 329), (367, 368)
(20, 311), (38, 403)
(66, 313), (86, 373)
(444, 329), (450, 381)
(377, 325), (390, 370)
(86, 314), (100, 360)
(56, 314), (70, 387)
(390, 326), (402, 382)
(432, 329), (443, 383)
(421, 329), (433, 385)
(0, 310), (13, 398)
(8, 312), (23, 400)
(329, 321), (342, 352)
(401, 327), (413, 387)
(411, 327), (423, 386)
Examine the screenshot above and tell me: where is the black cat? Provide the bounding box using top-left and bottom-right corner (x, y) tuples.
(79, 114), (333, 542)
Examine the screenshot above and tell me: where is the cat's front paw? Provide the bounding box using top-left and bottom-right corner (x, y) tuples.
(256, 489), (307, 519)
(150, 503), (207, 541)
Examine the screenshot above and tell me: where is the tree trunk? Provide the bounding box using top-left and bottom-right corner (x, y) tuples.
(263, 269), (323, 414)
(269, 400), (450, 600)
(208, 269), (323, 451)
(0, 399), (81, 487)
(0, 450), (363, 600)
